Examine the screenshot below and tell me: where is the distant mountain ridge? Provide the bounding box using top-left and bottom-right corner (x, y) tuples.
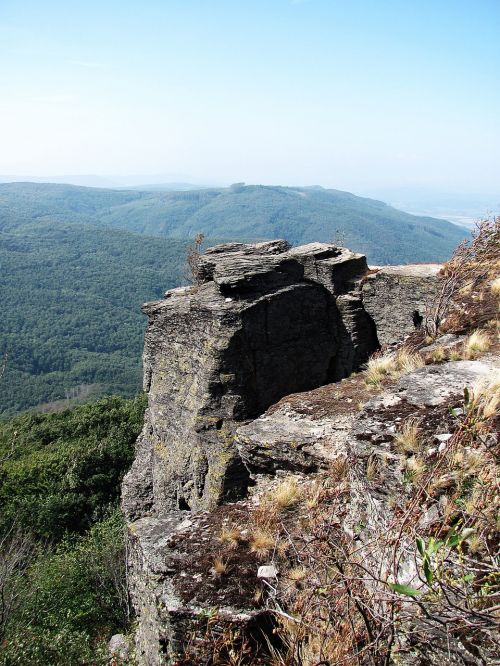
(0, 181), (468, 414)
(0, 181), (467, 264)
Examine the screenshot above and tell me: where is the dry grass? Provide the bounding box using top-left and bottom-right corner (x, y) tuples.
(366, 455), (380, 481)
(429, 346), (446, 363)
(328, 456), (349, 482)
(404, 454), (426, 483)
(365, 354), (396, 385)
(287, 566), (307, 583)
(249, 527), (275, 559)
(464, 330), (491, 358)
(211, 555), (228, 575)
(491, 276), (500, 296)
(219, 525), (242, 549)
(471, 372), (500, 420)
(392, 349), (425, 377)
(394, 417), (422, 454)
(266, 478), (301, 511)
(365, 349), (425, 386)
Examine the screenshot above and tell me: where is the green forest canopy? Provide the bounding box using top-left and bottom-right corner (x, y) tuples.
(0, 182), (468, 415)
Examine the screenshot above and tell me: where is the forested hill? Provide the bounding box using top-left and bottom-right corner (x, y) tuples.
(0, 182), (467, 264)
(0, 181), (468, 415)
(0, 220), (187, 415)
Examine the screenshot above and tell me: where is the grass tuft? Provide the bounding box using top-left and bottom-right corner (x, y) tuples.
(365, 354), (397, 385)
(219, 525), (242, 549)
(464, 330), (491, 358)
(268, 479), (301, 511)
(249, 528), (275, 559)
(394, 417), (422, 454)
(490, 276), (500, 296)
(211, 555), (228, 575)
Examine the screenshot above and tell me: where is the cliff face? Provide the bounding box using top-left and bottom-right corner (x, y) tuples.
(122, 241), (379, 519)
(122, 241), (445, 665)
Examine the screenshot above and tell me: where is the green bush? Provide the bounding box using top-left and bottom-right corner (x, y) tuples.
(0, 395), (146, 539)
(1, 512), (128, 665)
(0, 396), (144, 664)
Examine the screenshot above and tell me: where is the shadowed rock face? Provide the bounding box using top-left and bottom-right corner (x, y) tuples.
(122, 241), (376, 519)
(122, 241), (445, 665)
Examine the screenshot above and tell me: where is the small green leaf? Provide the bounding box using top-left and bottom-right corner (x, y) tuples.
(388, 582), (421, 597)
(423, 559), (434, 585)
(464, 387), (470, 405)
(416, 537), (425, 557)
(446, 534), (461, 548)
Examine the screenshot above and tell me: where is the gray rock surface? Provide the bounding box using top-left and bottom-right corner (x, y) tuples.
(108, 634), (131, 661)
(122, 240), (455, 665)
(362, 264), (442, 346)
(236, 401), (354, 475)
(122, 241), (377, 519)
(128, 511), (269, 665)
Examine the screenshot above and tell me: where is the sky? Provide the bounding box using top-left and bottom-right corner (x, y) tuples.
(1, 0), (499, 193)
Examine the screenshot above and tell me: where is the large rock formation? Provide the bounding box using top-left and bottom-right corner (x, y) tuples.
(362, 264), (442, 346)
(122, 240), (444, 665)
(122, 241), (377, 519)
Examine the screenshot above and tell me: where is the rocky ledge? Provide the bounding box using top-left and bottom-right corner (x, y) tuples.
(122, 240), (446, 664)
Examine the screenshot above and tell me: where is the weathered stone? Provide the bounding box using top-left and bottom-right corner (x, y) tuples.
(362, 264), (442, 346)
(109, 634), (131, 661)
(236, 404), (352, 475)
(286, 243), (368, 294)
(123, 239), (465, 665)
(394, 360), (495, 407)
(128, 511), (271, 665)
(122, 241), (378, 519)
(257, 565), (278, 579)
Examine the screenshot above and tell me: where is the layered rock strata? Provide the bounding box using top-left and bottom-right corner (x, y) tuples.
(122, 241), (376, 519)
(123, 240), (444, 664)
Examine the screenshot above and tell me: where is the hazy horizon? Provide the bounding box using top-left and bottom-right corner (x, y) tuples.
(1, 1), (499, 193)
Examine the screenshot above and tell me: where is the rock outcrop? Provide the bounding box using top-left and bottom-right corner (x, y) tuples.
(362, 264), (442, 346)
(122, 241), (377, 520)
(122, 240), (446, 665)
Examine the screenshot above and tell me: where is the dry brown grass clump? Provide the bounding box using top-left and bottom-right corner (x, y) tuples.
(394, 417), (422, 453)
(211, 555), (229, 576)
(269, 478), (301, 510)
(463, 329), (491, 358)
(427, 216), (500, 335)
(365, 349), (424, 386)
(249, 527), (275, 559)
(491, 276), (500, 296)
(219, 525), (242, 549)
(365, 354), (396, 385)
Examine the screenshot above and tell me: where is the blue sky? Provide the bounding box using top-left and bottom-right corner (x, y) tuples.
(1, 0), (499, 192)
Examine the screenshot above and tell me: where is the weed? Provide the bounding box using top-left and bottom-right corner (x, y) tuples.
(429, 346), (446, 363)
(366, 455), (380, 481)
(365, 354), (397, 385)
(404, 455), (426, 483)
(219, 525), (242, 549)
(394, 417), (422, 454)
(249, 528), (275, 559)
(464, 330), (491, 358)
(491, 276), (500, 296)
(393, 349), (425, 377)
(267, 479), (301, 511)
(212, 555), (228, 575)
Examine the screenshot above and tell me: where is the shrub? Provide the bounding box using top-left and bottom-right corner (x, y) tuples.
(1, 512), (128, 666)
